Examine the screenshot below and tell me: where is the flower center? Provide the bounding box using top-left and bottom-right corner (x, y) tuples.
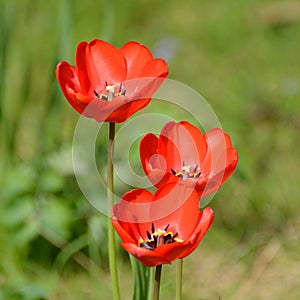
(94, 81), (126, 101)
(171, 162), (201, 180)
(138, 223), (182, 251)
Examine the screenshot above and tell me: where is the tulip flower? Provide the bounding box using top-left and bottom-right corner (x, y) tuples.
(56, 39), (168, 122)
(112, 183), (214, 267)
(140, 121), (238, 197)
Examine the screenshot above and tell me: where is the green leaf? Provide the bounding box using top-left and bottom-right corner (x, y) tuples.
(40, 197), (72, 240)
(53, 233), (89, 270)
(38, 170), (64, 193)
(130, 255), (151, 300)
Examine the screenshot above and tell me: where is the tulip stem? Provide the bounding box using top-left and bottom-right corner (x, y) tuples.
(107, 122), (120, 300)
(176, 259), (183, 300)
(152, 265), (162, 300)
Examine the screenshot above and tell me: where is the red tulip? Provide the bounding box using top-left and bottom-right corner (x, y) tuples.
(140, 121), (238, 197)
(56, 40), (168, 123)
(112, 183), (214, 267)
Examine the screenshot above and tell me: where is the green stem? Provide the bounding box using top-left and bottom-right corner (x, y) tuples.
(176, 259), (183, 300)
(107, 122), (120, 300)
(147, 267), (155, 300)
(152, 265), (162, 300)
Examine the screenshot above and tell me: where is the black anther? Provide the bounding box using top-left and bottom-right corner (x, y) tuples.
(94, 90), (100, 98)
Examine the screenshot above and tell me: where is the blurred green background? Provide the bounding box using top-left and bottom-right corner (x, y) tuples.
(1, 0), (300, 299)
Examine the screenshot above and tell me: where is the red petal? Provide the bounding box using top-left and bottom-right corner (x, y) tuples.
(113, 188), (153, 221)
(178, 206), (214, 259)
(140, 58), (169, 79)
(197, 129), (238, 196)
(56, 61), (84, 113)
(204, 128), (233, 149)
(140, 133), (159, 174)
(198, 148), (238, 196)
(112, 189), (153, 242)
(159, 122), (201, 169)
(122, 188), (153, 203)
(147, 183), (200, 239)
(201, 128), (233, 175)
(211, 147), (238, 179)
(157, 122), (181, 170)
(179, 121), (207, 162)
(104, 98), (151, 123)
(75, 41), (91, 94)
(139, 133), (168, 186)
(154, 240), (197, 264)
(81, 95), (150, 123)
(76, 40), (126, 95)
(120, 41), (154, 79)
(135, 60), (168, 98)
(121, 243), (171, 267)
(121, 240), (196, 267)
(112, 217), (136, 245)
(112, 183), (199, 237)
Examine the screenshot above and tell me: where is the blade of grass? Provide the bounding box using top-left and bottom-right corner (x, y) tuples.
(176, 259), (183, 300)
(0, 0), (16, 164)
(147, 267), (155, 300)
(130, 255), (150, 300)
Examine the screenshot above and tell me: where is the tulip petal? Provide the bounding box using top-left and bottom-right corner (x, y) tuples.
(76, 40), (126, 95)
(56, 61), (87, 113)
(113, 188), (153, 223)
(157, 123), (181, 171)
(120, 41), (154, 79)
(82, 95), (150, 123)
(112, 217), (137, 245)
(179, 121), (207, 162)
(159, 122), (201, 168)
(211, 147), (238, 179)
(139, 133), (168, 186)
(153, 241), (193, 264)
(121, 243), (171, 267)
(148, 183), (199, 239)
(202, 128), (232, 173)
(141, 59), (169, 79)
(140, 133), (159, 173)
(197, 147), (238, 196)
(178, 206), (214, 259)
(103, 98), (151, 123)
(204, 128), (233, 149)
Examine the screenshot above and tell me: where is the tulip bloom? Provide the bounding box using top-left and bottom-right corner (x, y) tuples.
(56, 40), (168, 123)
(112, 183), (214, 267)
(140, 121), (238, 197)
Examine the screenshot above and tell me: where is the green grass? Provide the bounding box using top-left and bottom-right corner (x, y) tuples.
(1, 0), (300, 299)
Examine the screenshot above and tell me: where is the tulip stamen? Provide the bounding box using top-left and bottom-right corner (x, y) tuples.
(94, 90), (99, 98)
(139, 223), (182, 251)
(171, 164), (201, 180)
(147, 231), (152, 240)
(151, 222), (155, 234)
(94, 82), (126, 101)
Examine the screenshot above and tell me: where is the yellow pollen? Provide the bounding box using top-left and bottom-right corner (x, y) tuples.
(138, 224), (182, 250)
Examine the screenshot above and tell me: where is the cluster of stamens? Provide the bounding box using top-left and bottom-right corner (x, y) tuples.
(139, 223), (182, 251)
(94, 81), (126, 101)
(171, 162), (201, 180)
